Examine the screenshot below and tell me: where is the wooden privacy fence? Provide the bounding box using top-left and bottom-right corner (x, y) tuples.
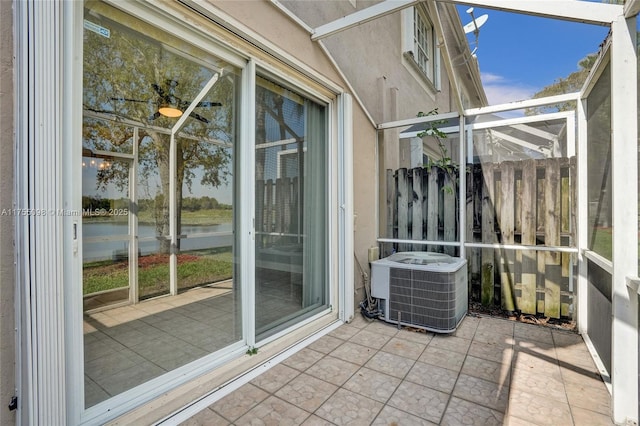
(387, 157), (576, 319)
(255, 177), (301, 246)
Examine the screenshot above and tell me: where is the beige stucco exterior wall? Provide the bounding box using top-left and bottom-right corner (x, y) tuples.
(0, 1), (16, 425)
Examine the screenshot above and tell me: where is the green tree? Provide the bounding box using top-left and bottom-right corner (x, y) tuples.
(525, 54), (598, 115)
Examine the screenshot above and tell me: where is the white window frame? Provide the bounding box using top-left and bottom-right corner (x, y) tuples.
(402, 5), (441, 91)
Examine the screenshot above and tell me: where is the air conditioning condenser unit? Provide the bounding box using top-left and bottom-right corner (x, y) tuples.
(371, 251), (468, 333)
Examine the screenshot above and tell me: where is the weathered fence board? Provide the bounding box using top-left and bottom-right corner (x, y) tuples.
(412, 168), (424, 251)
(397, 168), (409, 252)
(481, 164), (495, 306)
(520, 160), (537, 314)
(386, 156), (576, 319)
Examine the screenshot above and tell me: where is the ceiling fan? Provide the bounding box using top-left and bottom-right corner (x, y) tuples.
(111, 79), (221, 123)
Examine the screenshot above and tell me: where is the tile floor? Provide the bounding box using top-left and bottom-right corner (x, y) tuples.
(179, 314), (614, 426)
(84, 275), (305, 408)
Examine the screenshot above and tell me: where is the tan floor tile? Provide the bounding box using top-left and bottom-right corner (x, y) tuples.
(430, 334), (471, 354)
(364, 351), (415, 379)
(343, 367), (402, 403)
(441, 397), (504, 426)
(234, 395), (310, 426)
(514, 339), (557, 360)
(454, 318), (479, 340)
(178, 408), (229, 426)
(308, 335), (345, 354)
(210, 383), (269, 422)
(364, 320), (400, 336)
(565, 379), (611, 416)
(372, 405), (437, 425)
(468, 340), (514, 365)
(511, 366), (567, 402)
(274, 373), (338, 412)
(349, 329), (392, 350)
(514, 323), (554, 345)
(511, 351), (562, 380)
(328, 325), (359, 340)
(250, 363), (300, 393)
(387, 381), (449, 423)
(473, 329), (515, 347)
(347, 314), (372, 329)
(507, 388), (573, 426)
(381, 337), (427, 360)
(552, 330), (584, 347)
(476, 317), (515, 336)
(571, 406), (615, 425)
(419, 346), (466, 372)
(461, 355), (511, 386)
(305, 355), (360, 386)
(329, 341), (376, 365)
(316, 388), (383, 426)
(405, 361), (458, 393)
(282, 348), (324, 371)
(559, 364), (604, 386)
(453, 374), (509, 412)
(301, 414), (335, 425)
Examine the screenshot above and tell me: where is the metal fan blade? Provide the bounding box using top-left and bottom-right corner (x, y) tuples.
(152, 83), (166, 97)
(195, 101), (222, 107)
(111, 97), (149, 103)
(189, 112), (210, 124)
(148, 111), (161, 121)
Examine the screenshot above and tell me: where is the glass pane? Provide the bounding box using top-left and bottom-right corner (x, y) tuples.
(377, 114), (461, 257)
(466, 115), (575, 317)
(586, 63), (612, 260)
(254, 76), (327, 340)
(82, 155), (131, 310)
(137, 135), (170, 299)
(82, 1), (242, 409)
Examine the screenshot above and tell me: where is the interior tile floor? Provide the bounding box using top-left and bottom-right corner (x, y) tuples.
(178, 314), (614, 426)
(84, 276), (304, 407)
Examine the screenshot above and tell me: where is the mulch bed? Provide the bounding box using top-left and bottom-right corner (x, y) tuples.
(468, 301), (577, 331)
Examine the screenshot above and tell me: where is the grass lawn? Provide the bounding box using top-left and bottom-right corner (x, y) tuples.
(83, 250), (233, 296)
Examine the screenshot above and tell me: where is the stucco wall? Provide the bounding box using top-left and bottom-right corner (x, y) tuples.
(0, 0), (16, 424)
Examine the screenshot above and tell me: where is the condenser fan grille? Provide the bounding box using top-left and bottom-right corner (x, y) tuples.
(387, 266), (466, 332)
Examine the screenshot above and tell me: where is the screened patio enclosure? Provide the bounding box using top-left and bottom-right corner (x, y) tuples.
(312, 0), (639, 423)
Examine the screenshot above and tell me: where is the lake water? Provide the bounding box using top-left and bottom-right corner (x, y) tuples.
(83, 222), (233, 261)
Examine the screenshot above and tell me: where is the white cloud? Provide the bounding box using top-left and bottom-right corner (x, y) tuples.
(481, 72), (536, 106)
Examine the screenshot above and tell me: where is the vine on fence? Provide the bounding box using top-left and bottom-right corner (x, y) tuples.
(416, 108), (458, 195)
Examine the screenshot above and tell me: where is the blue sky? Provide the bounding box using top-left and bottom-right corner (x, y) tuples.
(457, 6), (610, 105)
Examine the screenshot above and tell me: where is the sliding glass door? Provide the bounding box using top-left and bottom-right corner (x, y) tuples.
(79, 0), (331, 413)
(254, 76), (328, 340)
(81, 1), (241, 408)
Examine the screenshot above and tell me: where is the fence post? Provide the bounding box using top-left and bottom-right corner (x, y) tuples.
(397, 168), (409, 252)
(385, 169), (395, 256)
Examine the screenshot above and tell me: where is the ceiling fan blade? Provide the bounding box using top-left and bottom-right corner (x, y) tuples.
(148, 111), (161, 121)
(189, 112), (210, 124)
(111, 97), (149, 103)
(152, 83), (165, 97)
(195, 101), (222, 108)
